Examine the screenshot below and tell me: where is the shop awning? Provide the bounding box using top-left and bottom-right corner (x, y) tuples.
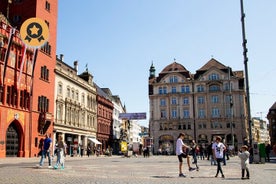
(88, 138), (102, 145)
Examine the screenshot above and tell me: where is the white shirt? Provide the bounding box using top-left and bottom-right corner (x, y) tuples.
(176, 138), (184, 155)
(212, 142), (225, 158)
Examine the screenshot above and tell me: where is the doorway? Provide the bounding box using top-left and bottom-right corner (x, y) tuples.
(6, 122), (19, 157)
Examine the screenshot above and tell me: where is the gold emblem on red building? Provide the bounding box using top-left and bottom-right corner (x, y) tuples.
(20, 17), (49, 47)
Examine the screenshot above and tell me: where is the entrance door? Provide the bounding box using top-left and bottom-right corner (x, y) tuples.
(6, 123), (19, 157)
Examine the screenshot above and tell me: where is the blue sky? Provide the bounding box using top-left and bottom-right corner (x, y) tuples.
(56, 0), (276, 127)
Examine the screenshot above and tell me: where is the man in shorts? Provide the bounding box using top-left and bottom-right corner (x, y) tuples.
(176, 133), (196, 177)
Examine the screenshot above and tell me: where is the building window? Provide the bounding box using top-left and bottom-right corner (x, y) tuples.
(198, 109), (205, 118)
(158, 87), (167, 94)
(171, 86), (177, 94)
(226, 122), (235, 128)
(0, 47), (6, 61)
(211, 95), (219, 103)
(76, 91), (79, 101)
(41, 42), (51, 55)
(183, 97), (189, 105)
(186, 85), (190, 93)
(161, 110), (167, 118)
(211, 108), (220, 118)
(67, 88), (70, 98)
(209, 85), (220, 92)
(160, 99), (166, 106)
(58, 83), (62, 95)
(187, 122), (191, 129)
(209, 73), (219, 80)
(211, 122), (222, 129)
(38, 96), (49, 112)
(71, 90), (75, 100)
(20, 90), (30, 109)
(81, 94), (85, 104)
(172, 109), (177, 118)
(40, 65), (49, 81)
(45, 1), (51, 11)
(181, 85), (190, 93)
(183, 110), (189, 118)
(159, 87), (162, 94)
(13, 15), (21, 24)
(197, 85), (204, 92)
(57, 104), (61, 121)
(171, 97), (177, 105)
(198, 96), (204, 104)
(198, 122), (207, 129)
(163, 87), (167, 94)
(169, 76), (178, 83)
(6, 85), (17, 106)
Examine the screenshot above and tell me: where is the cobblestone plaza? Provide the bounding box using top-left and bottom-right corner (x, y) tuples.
(0, 155), (275, 184)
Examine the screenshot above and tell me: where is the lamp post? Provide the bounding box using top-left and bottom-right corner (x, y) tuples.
(228, 67), (234, 147)
(240, 0), (252, 146)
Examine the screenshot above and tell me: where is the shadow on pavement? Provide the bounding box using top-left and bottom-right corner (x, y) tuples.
(151, 176), (175, 178)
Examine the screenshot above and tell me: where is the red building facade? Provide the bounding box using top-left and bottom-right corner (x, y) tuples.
(0, 0), (57, 158)
(96, 86), (114, 153)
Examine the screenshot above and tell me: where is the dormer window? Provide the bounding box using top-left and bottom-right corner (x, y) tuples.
(209, 73), (219, 80)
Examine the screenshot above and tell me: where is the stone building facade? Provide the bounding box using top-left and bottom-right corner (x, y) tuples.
(267, 102), (276, 147)
(54, 56), (97, 156)
(149, 58), (248, 154)
(0, 0), (57, 157)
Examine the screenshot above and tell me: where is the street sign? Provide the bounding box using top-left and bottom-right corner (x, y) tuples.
(119, 113), (146, 120)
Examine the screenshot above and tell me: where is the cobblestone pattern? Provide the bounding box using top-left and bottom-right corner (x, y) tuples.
(0, 156), (275, 184)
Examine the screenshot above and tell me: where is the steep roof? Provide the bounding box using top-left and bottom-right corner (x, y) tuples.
(269, 102), (276, 110)
(156, 61), (192, 82)
(197, 58), (228, 71)
(194, 58), (230, 80)
(160, 61), (188, 73)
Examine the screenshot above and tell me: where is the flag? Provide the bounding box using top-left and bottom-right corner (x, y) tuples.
(17, 43), (27, 88)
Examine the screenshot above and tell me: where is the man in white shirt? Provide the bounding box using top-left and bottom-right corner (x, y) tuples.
(212, 136), (226, 178)
(176, 133), (196, 177)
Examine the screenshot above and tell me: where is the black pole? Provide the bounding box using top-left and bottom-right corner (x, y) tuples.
(240, 0), (252, 145)
(2, 27), (15, 85)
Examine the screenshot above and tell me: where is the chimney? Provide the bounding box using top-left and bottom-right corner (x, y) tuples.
(74, 60), (78, 74)
(60, 54), (64, 62)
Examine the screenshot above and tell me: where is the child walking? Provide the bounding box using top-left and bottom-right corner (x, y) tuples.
(238, 145), (250, 180)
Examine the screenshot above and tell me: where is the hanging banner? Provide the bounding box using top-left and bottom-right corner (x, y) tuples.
(119, 113), (146, 120)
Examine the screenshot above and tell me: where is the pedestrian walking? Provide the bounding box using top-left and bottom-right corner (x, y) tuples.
(209, 141), (217, 165)
(87, 145), (91, 157)
(54, 135), (66, 170)
(191, 139), (199, 170)
(212, 136), (225, 178)
(176, 133), (196, 177)
(238, 145), (250, 180)
(37, 133), (52, 168)
(265, 143), (271, 162)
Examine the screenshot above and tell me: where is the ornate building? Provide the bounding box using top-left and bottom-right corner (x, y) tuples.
(95, 86), (114, 153)
(54, 55), (97, 156)
(0, 16), (34, 157)
(267, 102), (276, 146)
(110, 95), (125, 154)
(0, 0), (57, 157)
(149, 58), (248, 154)
(251, 117), (270, 144)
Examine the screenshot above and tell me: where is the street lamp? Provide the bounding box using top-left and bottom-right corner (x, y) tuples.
(240, 0), (252, 145)
(228, 67), (234, 147)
